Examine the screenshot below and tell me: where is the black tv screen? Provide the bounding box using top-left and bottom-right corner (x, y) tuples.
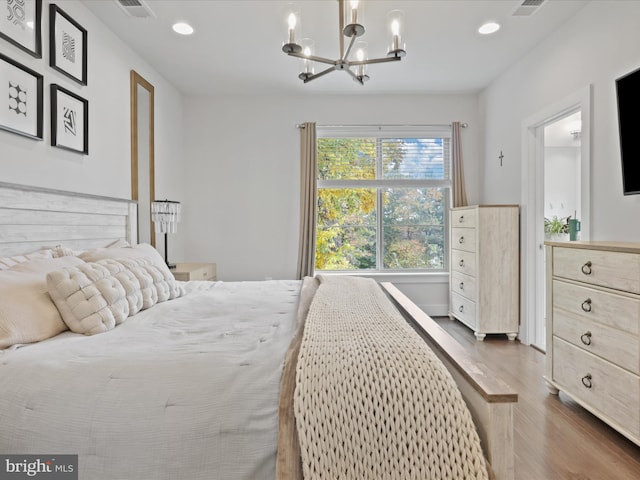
(617, 66), (640, 195)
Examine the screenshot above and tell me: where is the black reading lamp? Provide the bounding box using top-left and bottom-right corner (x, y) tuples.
(151, 200), (181, 269)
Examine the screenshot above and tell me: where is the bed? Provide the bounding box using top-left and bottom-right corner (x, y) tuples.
(0, 182), (517, 480)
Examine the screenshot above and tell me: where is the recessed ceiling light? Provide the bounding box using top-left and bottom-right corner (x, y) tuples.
(478, 22), (500, 35)
(172, 22), (194, 35)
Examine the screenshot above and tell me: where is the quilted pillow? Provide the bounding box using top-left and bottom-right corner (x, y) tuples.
(47, 262), (129, 335)
(46, 257), (183, 336)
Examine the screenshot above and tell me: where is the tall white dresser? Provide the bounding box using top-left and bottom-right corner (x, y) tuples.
(545, 241), (640, 446)
(449, 205), (519, 341)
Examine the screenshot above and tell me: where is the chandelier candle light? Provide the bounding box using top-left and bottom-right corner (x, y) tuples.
(151, 200), (181, 269)
(282, 0), (406, 85)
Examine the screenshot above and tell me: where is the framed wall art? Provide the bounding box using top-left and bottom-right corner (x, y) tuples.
(49, 4), (87, 85)
(0, 52), (43, 139)
(51, 84), (88, 154)
(0, 0), (42, 58)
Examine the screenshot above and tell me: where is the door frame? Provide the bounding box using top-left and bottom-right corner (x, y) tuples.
(519, 85), (592, 346)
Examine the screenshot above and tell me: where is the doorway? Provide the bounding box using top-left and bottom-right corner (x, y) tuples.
(520, 87), (591, 348)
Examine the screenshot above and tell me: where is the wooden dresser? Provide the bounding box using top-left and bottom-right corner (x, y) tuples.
(448, 205), (520, 341)
(545, 241), (640, 446)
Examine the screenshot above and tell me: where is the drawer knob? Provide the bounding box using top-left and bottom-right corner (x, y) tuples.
(459, 259), (465, 267)
(458, 215), (464, 223)
(580, 331), (592, 346)
(459, 281), (464, 290)
(458, 305), (464, 313)
(581, 261), (592, 275)
(581, 298), (592, 313)
(581, 373), (593, 389)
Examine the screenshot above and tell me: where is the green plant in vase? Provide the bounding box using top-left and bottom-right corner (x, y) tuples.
(544, 215), (570, 239)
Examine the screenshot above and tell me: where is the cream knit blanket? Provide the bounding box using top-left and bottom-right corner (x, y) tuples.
(294, 276), (488, 480)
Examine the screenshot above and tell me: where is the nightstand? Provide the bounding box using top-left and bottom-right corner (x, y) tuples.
(172, 263), (217, 281)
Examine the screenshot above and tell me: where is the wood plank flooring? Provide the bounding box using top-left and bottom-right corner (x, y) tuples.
(433, 316), (640, 480)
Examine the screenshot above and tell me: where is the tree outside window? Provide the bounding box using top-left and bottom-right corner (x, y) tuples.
(315, 128), (451, 272)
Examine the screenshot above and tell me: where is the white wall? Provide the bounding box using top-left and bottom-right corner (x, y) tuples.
(544, 146), (580, 221)
(0, 0), (185, 256)
(481, 0), (640, 241)
(182, 93), (479, 313)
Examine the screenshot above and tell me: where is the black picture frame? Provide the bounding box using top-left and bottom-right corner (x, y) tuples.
(0, 0), (42, 58)
(0, 52), (43, 140)
(49, 4), (87, 85)
(51, 84), (88, 154)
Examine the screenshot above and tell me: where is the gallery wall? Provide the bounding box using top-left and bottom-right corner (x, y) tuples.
(0, 0), (185, 257)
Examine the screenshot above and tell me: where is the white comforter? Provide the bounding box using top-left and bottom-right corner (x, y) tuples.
(0, 280), (301, 480)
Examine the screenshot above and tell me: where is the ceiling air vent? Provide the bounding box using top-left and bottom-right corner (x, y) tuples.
(512, 0), (547, 17)
(114, 0), (155, 18)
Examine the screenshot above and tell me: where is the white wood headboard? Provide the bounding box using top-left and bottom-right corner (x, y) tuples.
(0, 182), (137, 257)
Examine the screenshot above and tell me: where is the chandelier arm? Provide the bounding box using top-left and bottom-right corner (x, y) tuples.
(353, 56), (403, 66)
(287, 52), (337, 66)
(342, 34), (357, 61)
(303, 65), (338, 83)
(344, 67), (364, 85)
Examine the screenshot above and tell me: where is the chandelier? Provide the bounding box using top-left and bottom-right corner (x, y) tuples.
(282, 0), (406, 85)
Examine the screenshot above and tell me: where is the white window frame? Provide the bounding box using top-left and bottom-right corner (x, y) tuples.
(316, 125), (452, 274)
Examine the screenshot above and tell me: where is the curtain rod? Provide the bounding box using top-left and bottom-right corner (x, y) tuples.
(296, 123), (468, 128)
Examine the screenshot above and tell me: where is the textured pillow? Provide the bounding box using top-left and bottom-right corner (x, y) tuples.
(0, 256), (86, 349)
(47, 257), (183, 336)
(47, 262), (129, 335)
(79, 243), (182, 301)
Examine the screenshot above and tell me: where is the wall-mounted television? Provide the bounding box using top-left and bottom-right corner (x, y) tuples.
(616, 66), (640, 195)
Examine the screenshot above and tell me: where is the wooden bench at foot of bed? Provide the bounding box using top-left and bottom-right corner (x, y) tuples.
(381, 283), (517, 480)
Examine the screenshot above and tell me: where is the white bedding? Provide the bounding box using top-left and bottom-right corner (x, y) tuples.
(0, 280), (302, 480)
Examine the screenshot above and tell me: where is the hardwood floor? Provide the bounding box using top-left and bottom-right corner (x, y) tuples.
(433, 316), (640, 480)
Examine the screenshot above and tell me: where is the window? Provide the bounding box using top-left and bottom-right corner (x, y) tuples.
(315, 126), (451, 273)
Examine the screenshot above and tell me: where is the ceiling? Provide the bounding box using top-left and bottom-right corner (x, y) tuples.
(84, 0), (590, 96)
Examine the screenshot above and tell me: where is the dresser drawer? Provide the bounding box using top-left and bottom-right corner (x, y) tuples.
(553, 247), (640, 294)
(451, 227), (476, 253)
(451, 270), (477, 302)
(451, 249), (476, 277)
(451, 291), (476, 329)
(552, 280), (640, 335)
(552, 337), (640, 438)
(451, 208), (477, 228)
(553, 314), (640, 375)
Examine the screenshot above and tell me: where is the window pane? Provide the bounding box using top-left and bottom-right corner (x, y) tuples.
(316, 188), (376, 270)
(318, 138), (376, 180)
(383, 188), (445, 269)
(382, 138), (446, 180)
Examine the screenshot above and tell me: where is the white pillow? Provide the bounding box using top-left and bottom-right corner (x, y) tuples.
(79, 243), (163, 264)
(79, 243), (182, 301)
(0, 248), (54, 270)
(46, 257), (183, 336)
(0, 256), (86, 349)
(47, 262), (129, 335)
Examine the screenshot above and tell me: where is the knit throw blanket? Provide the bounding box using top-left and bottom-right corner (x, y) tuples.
(294, 276), (489, 480)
